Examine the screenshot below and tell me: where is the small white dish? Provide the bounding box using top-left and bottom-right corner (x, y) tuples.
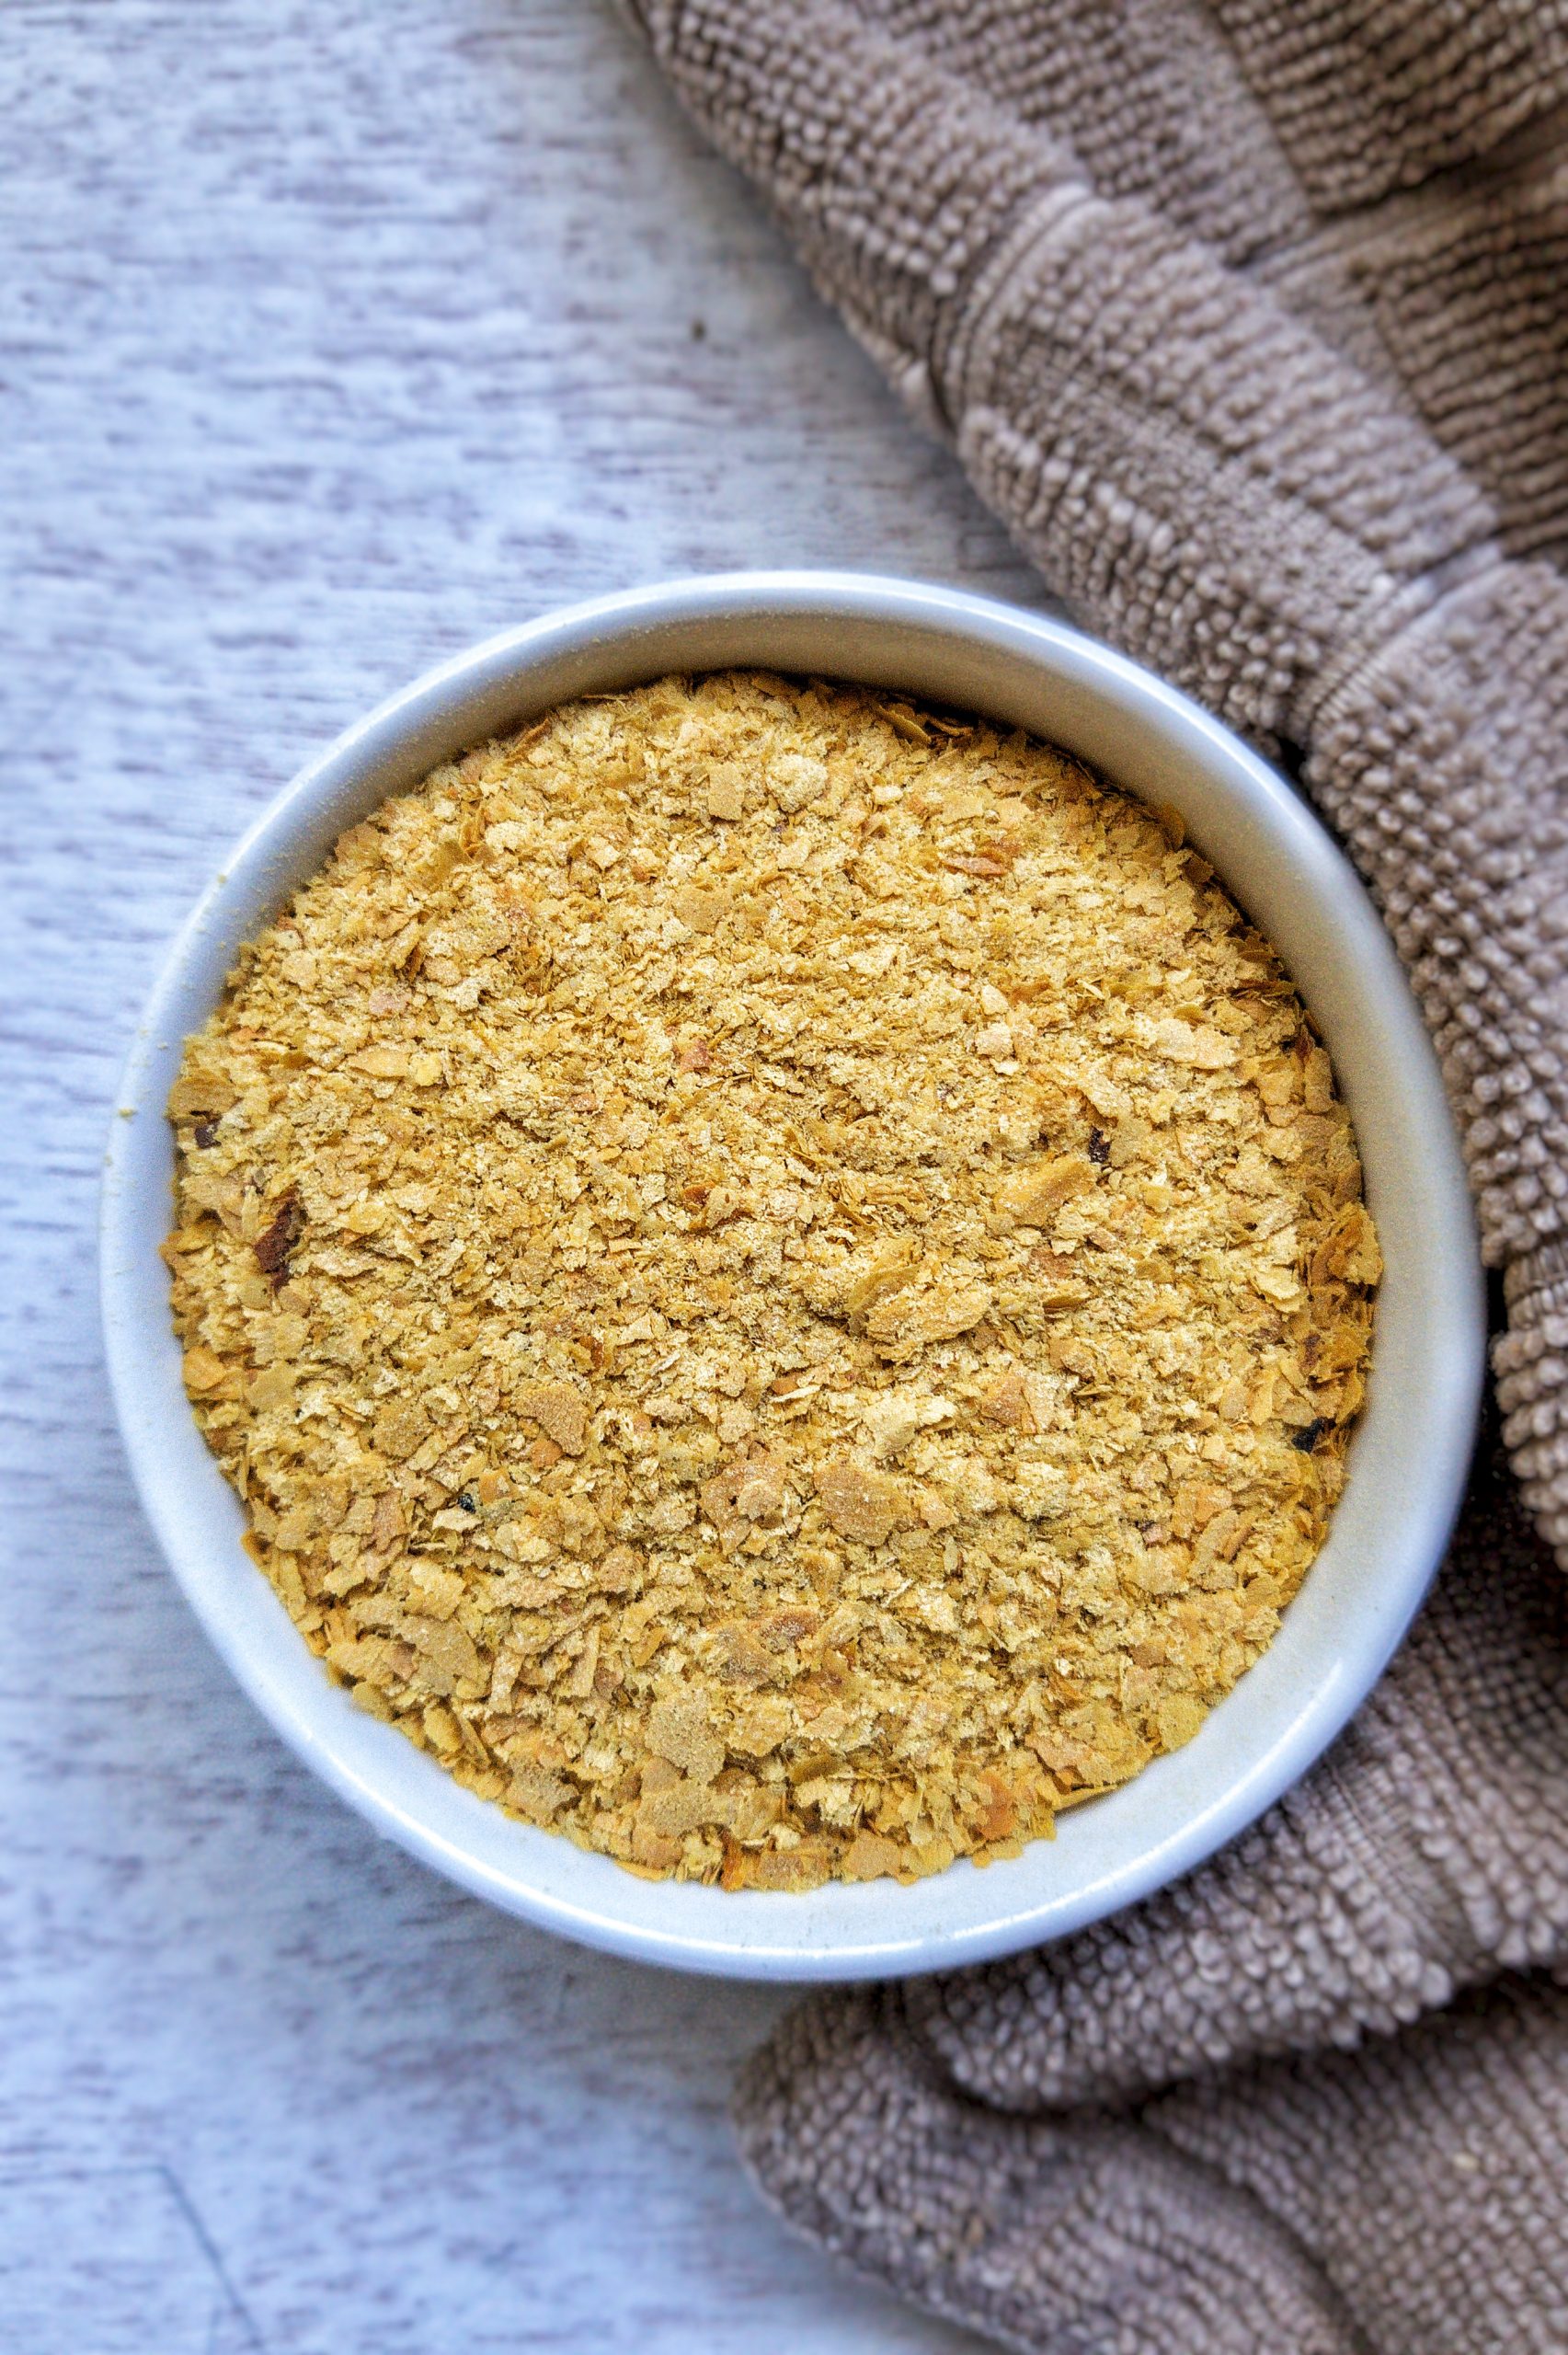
(101, 573), (1484, 1980)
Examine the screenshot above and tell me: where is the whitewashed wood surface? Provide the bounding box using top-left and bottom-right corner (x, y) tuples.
(0, 6), (1045, 2349)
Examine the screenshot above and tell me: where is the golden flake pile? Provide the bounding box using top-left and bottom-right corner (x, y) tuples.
(166, 672), (1379, 1890)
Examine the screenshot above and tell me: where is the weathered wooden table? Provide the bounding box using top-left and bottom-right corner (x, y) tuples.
(2, 6), (1043, 2346)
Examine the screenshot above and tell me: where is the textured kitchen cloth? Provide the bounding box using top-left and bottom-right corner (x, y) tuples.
(621, 6), (1568, 2349)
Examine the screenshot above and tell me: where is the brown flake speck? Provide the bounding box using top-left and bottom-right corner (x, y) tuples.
(253, 1189), (304, 1285)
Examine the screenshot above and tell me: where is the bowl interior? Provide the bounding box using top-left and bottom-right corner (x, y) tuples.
(101, 574), (1484, 1978)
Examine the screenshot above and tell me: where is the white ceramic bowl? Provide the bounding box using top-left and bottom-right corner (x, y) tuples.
(102, 573), (1484, 1980)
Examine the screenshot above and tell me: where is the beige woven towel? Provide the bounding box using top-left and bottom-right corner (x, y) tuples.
(625, 6), (1568, 2348)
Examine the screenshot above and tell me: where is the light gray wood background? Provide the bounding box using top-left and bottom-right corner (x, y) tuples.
(1, 5), (1045, 2349)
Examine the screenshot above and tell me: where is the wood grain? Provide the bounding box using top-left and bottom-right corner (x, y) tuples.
(0, 4), (1041, 2345)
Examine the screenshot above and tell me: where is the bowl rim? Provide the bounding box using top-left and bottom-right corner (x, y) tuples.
(101, 569), (1485, 1980)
